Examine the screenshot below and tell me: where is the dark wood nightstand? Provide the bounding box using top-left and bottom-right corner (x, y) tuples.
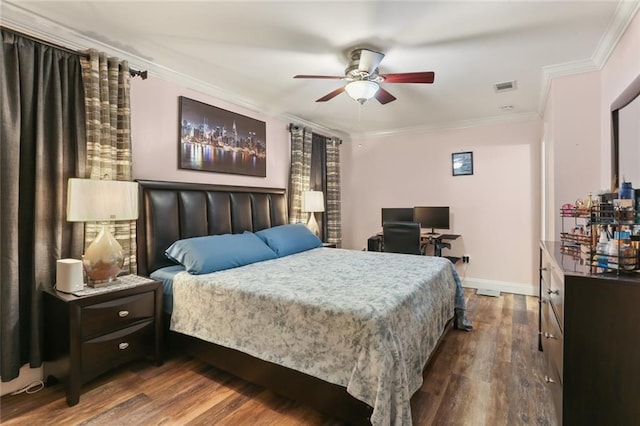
(43, 277), (163, 406)
(322, 243), (337, 248)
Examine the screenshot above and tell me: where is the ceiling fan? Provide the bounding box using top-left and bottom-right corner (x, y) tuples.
(294, 48), (435, 105)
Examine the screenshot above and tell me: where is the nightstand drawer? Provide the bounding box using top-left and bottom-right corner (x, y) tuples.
(81, 320), (154, 382)
(81, 292), (155, 339)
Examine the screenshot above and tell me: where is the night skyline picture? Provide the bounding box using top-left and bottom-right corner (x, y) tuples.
(178, 96), (266, 177)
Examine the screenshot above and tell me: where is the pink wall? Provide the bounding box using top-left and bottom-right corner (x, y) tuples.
(342, 120), (541, 294)
(127, 11), (640, 298)
(542, 10), (640, 240)
(130, 76), (290, 188)
(600, 11), (640, 188)
(542, 71), (601, 239)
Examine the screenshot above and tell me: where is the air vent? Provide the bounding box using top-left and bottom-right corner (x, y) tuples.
(494, 80), (517, 93)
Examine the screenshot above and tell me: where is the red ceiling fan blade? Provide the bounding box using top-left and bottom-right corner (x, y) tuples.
(316, 86), (346, 102)
(375, 87), (396, 105)
(382, 72), (435, 84)
(294, 75), (344, 80)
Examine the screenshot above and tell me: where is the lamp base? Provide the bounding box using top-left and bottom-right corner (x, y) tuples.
(306, 213), (320, 237)
(83, 223), (124, 287)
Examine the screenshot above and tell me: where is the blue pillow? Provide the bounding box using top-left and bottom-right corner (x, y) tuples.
(165, 232), (277, 274)
(255, 223), (322, 257)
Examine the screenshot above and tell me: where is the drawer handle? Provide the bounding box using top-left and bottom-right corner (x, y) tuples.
(543, 332), (557, 340)
(118, 342), (129, 350)
(118, 310), (129, 318)
(544, 375), (556, 384)
(547, 289), (559, 295)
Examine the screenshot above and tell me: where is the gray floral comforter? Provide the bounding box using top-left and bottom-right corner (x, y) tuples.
(170, 248), (467, 425)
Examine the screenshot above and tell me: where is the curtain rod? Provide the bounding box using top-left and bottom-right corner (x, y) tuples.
(1, 26), (147, 80)
(288, 123), (343, 144)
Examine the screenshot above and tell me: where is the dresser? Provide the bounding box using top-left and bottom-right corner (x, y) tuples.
(539, 241), (640, 425)
(43, 279), (163, 406)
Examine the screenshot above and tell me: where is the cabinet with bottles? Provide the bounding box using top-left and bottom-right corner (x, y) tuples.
(560, 195), (639, 274)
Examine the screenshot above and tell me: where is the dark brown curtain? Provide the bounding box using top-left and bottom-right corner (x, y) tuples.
(310, 133), (342, 246)
(1, 29), (86, 381)
(311, 134), (327, 241)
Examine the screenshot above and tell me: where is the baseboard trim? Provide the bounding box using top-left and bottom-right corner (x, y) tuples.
(461, 277), (537, 296)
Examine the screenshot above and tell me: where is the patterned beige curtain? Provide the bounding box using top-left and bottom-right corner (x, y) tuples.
(326, 137), (342, 247)
(288, 124), (313, 224)
(80, 50), (137, 274)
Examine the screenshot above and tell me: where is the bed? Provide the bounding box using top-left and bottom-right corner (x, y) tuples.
(136, 179), (470, 425)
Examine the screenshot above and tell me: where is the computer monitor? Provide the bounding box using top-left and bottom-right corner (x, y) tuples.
(381, 207), (414, 227)
(413, 206), (450, 234)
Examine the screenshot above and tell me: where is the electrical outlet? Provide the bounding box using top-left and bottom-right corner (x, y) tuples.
(462, 255), (470, 263)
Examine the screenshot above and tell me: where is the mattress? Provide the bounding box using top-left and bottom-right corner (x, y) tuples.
(149, 264), (184, 314)
(169, 247), (467, 425)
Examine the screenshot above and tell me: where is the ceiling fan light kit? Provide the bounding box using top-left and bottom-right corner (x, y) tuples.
(294, 48), (435, 106)
(345, 80), (379, 104)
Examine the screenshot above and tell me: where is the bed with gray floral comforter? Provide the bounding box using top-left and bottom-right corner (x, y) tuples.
(170, 247), (468, 425)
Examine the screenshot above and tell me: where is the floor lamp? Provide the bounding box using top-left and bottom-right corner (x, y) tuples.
(302, 190), (324, 238)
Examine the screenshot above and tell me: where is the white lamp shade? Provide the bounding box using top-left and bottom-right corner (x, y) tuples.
(345, 80), (379, 104)
(67, 178), (139, 222)
(302, 191), (325, 213)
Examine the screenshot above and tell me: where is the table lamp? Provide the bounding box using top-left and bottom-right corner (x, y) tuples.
(302, 190), (324, 237)
(66, 178), (139, 287)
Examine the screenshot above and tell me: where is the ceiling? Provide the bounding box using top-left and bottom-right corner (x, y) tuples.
(2, 1), (638, 137)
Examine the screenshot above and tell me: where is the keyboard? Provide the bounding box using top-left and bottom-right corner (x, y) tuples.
(439, 234), (460, 240)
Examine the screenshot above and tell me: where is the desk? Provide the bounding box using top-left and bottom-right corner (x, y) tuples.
(374, 230), (460, 240)
(368, 231), (461, 260)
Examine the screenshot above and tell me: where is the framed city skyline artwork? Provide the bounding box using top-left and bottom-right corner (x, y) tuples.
(178, 96), (267, 177)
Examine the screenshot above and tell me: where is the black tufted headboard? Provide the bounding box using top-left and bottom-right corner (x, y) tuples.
(136, 180), (288, 276)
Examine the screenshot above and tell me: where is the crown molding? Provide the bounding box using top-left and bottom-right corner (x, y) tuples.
(1, 2), (277, 117)
(351, 111), (541, 139)
(537, 57), (600, 113)
(537, 0), (640, 115)
(0, 2), (349, 138)
(592, 0), (640, 68)
(2, 1), (340, 137)
(3, 0), (638, 141)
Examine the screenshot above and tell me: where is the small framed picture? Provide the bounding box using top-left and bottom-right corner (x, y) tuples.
(452, 151), (473, 176)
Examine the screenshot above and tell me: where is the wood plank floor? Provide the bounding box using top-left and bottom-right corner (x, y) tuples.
(1, 289), (556, 425)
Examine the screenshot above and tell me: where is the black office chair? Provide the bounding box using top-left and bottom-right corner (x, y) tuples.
(382, 221), (424, 255)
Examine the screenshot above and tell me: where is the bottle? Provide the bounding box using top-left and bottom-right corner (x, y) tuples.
(607, 239), (619, 269)
(619, 240), (637, 270)
(619, 181), (634, 199)
(585, 193), (593, 209)
(596, 231), (609, 268)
